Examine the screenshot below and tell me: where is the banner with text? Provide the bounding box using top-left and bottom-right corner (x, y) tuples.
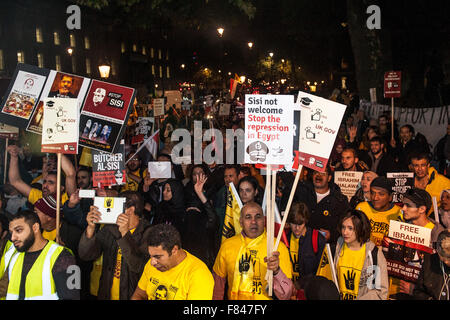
(387, 172), (414, 204)
(334, 171), (363, 201)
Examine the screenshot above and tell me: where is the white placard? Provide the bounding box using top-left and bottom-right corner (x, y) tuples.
(334, 171), (363, 201)
(153, 98), (165, 117)
(296, 91), (347, 172)
(244, 94), (294, 164)
(388, 220), (432, 248)
(93, 197), (126, 224)
(148, 161), (171, 179)
(41, 98), (79, 154)
(79, 189), (96, 198)
(219, 103), (231, 116)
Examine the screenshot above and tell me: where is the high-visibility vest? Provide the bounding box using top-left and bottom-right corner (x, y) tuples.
(0, 241), (16, 278)
(6, 241), (64, 300)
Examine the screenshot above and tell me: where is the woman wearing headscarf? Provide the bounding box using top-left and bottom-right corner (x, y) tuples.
(349, 171), (378, 209)
(152, 179), (185, 233)
(439, 189), (450, 229)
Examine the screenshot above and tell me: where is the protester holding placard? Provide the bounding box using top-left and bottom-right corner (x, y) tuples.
(356, 177), (402, 247)
(385, 187), (444, 299)
(333, 210), (389, 300)
(212, 202), (293, 300)
(283, 166), (349, 244)
(78, 191), (151, 300)
(7, 145), (75, 205)
(410, 152), (450, 213)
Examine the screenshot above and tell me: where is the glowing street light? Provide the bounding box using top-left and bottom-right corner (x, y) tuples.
(269, 52), (274, 58)
(217, 27), (224, 37)
(248, 42), (253, 49)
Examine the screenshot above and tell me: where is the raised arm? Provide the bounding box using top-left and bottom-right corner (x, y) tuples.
(7, 145), (31, 198)
(61, 154), (76, 197)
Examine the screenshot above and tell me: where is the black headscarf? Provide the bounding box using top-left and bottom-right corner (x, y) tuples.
(153, 179), (185, 231)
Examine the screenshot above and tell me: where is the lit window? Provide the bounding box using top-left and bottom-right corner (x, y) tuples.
(55, 55), (61, 71)
(71, 56), (76, 73)
(111, 60), (117, 76)
(166, 66), (170, 78)
(151, 48), (154, 58)
(84, 36), (90, 50)
(159, 65), (162, 78)
(36, 27), (43, 43)
(132, 44), (137, 52)
(0, 50), (4, 70)
(17, 51), (25, 63)
(158, 49), (162, 60)
(121, 43), (126, 53)
(142, 46), (147, 55)
(54, 32), (60, 45)
(85, 58), (91, 74)
(70, 34), (76, 47)
(151, 65), (155, 75)
(37, 53), (44, 68)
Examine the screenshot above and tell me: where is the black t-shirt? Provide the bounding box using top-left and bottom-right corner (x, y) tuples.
(18, 244), (80, 300)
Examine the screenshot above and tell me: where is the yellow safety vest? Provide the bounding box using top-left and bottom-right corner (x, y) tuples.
(6, 241), (64, 300)
(0, 241), (16, 278)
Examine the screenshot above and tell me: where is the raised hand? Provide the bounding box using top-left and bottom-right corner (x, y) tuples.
(344, 270), (356, 290)
(239, 252), (252, 273)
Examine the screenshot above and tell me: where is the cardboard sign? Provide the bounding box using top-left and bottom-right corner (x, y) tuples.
(93, 196), (126, 224)
(384, 71), (401, 98)
(334, 171), (363, 201)
(148, 161), (171, 179)
(383, 220), (433, 283)
(0, 64), (48, 128)
(295, 91), (347, 172)
(387, 172), (414, 203)
(41, 98), (79, 154)
(27, 70), (90, 135)
(79, 189), (95, 198)
(92, 141), (126, 188)
(153, 98), (165, 117)
(79, 80), (135, 153)
(244, 94), (294, 164)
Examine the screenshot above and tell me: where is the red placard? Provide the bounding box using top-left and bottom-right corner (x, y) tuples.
(384, 71), (402, 98)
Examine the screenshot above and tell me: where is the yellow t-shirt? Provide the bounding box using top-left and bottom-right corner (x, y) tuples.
(356, 201), (401, 246)
(111, 228), (136, 300)
(120, 169), (147, 192)
(137, 250), (214, 300)
(289, 234), (300, 283)
(336, 243), (366, 300)
(213, 233), (292, 300)
(28, 188), (68, 205)
(42, 229), (57, 241)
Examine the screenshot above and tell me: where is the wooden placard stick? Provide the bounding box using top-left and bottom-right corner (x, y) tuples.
(267, 167), (277, 297)
(4, 138), (8, 184)
(55, 153), (62, 241)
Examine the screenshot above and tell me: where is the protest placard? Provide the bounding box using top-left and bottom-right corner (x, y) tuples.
(295, 91), (347, 172)
(383, 220), (433, 283)
(244, 94), (294, 165)
(92, 141), (126, 188)
(387, 172), (414, 203)
(219, 103), (231, 116)
(0, 64), (48, 128)
(79, 79), (135, 153)
(93, 196), (126, 224)
(0, 123), (19, 139)
(41, 98), (79, 154)
(27, 70), (90, 134)
(131, 117), (154, 145)
(334, 171), (363, 201)
(153, 98), (165, 117)
(148, 161), (171, 179)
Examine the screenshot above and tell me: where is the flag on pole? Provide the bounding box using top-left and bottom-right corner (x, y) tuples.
(262, 188), (289, 248)
(125, 129), (160, 165)
(316, 243), (339, 292)
(221, 182), (243, 243)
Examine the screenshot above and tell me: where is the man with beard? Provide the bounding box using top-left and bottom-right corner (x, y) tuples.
(334, 148), (369, 172)
(7, 145), (76, 205)
(121, 152), (146, 192)
(410, 152), (450, 213)
(4, 210), (79, 300)
(367, 136), (403, 176)
(282, 166), (349, 244)
(356, 176), (402, 246)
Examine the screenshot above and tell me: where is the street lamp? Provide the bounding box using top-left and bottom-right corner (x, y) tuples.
(248, 42), (253, 49)
(269, 52), (274, 58)
(217, 27), (224, 37)
(98, 57), (111, 79)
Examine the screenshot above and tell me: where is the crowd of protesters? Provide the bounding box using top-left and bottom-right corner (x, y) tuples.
(0, 88), (449, 301)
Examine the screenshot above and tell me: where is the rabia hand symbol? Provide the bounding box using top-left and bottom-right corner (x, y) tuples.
(344, 270), (356, 290)
(239, 252), (252, 273)
(222, 222), (236, 239)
